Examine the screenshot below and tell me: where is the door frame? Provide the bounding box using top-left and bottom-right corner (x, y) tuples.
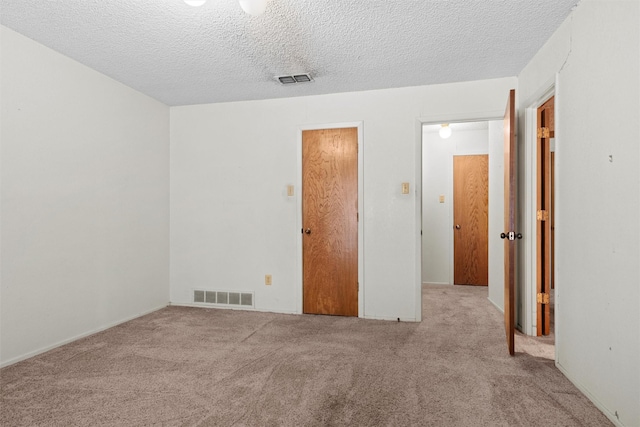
(296, 122), (364, 317)
(536, 95), (554, 335)
(521, 76), (560, 360)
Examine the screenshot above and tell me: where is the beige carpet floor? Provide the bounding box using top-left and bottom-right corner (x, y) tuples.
(514, 288), (555, 360)
(0, 285), (610, 426)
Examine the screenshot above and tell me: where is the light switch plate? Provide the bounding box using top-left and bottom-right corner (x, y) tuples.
(439, 195), (445, 203)
(401, 182), (410, 194)
(265, 274), (272, 286)
(287, 185), (294, 197)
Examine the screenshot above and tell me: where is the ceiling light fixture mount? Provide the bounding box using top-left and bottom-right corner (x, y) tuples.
(184, 0), (206, 6)
(183, 0), (269, 16)
(239, 0), (269, 16)
(439, 123), (452, 139)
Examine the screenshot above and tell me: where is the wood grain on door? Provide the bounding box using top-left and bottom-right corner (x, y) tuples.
(302, 128), (358, 316)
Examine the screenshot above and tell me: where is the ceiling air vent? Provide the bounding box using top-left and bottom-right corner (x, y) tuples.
(277, 74), (314, 85)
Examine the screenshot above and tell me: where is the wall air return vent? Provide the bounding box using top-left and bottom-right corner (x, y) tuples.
(277, 73), (314, 85)
(194, 290), (205, 303)
(193, 290), (254, 308)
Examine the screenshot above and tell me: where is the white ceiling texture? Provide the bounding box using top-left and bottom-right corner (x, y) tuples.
(1, 0), (579, 106)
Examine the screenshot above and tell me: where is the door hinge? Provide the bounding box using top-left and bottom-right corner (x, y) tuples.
(537, 293), (550, 305)
(537, 127), (550, 138)
(536, 210), (549, 221)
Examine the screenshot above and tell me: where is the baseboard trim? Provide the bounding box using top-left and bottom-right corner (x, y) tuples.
(171, 303), (417, 322)
(170, 302), (298, 316)
(487, 297), (504, 313)
(362, 315), (418, 323)
(0, 304), (169, 368)
(556, 362), (626, 427)
(422, 282), (450, 286)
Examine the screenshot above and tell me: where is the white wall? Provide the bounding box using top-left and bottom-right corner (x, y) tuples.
(421, 125), (489, 285)
(170, 78), (516, 321)
(517, 1), (639, 426)
(0, 27), (170, 366)
(487, 121), (504, 310)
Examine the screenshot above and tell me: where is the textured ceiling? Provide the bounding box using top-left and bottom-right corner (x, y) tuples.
(0, 0), (578, 106)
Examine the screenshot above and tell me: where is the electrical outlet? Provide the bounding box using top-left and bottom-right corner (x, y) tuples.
(401, 182), (410, 194)
(265, 274), (272, 286)
(439, 195), (445, 203)
(287, 185), (294, 197)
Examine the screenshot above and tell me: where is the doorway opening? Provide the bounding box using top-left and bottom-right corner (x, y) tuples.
(515, 88), (557, 361)
(419, 90), (559, 357)
(417, 91), (519, 356)
(420, 121), (504, 303)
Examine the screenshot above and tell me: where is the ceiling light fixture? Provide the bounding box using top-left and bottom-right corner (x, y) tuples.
(184, 0), (206, 6)
(183, 0), (269, 16)
(439, 123), (452, 139)
(238, 0), (269, 16)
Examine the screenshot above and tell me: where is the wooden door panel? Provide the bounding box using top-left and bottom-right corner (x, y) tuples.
(302, 128), (358, 316)
(453, 155), (489, 286)
(504, 89), (516, 356)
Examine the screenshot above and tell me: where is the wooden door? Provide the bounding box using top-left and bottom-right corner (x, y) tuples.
(302, 128), (358, 316)
(536, 96), (555, 335)
(453, 155), (489, 286)
(503, 89), (517, 356)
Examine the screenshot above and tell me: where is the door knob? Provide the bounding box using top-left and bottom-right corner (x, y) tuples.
(500, 232), (523, 240)
(305, 228), (312, 235)
(455, 224), (461, 230)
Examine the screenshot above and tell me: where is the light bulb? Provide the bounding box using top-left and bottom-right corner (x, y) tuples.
(239, 0), (269, 16)
(439, 124), (452, 139)
(184, 0), (206, 6)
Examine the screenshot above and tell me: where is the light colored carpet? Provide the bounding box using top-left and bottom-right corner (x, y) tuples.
(0, 285), (610, 426)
